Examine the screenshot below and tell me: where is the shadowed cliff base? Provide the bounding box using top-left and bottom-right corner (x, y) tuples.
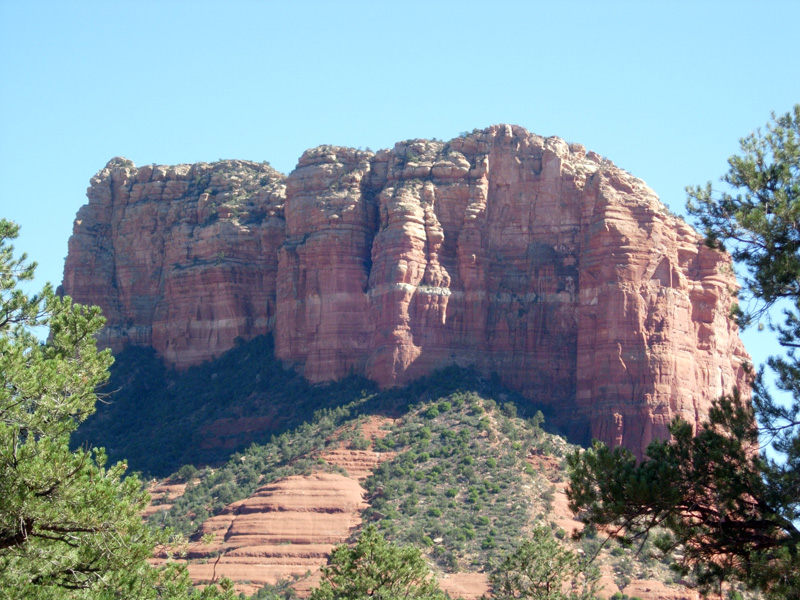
(73, 334), (561, 478)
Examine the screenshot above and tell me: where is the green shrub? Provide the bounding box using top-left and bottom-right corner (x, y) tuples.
(501, 402), (517, 419)
(348, 434), (371, 450)
(175, 464), (198, 482)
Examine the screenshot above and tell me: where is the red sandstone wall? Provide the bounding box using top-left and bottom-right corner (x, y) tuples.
(61, 125), (749, 457)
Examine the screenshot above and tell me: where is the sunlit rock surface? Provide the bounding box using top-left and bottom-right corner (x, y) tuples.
(62, 125), (749, 457)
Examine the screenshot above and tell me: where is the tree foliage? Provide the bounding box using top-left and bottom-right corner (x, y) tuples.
(567, 395), (798, 595)
(0, 219), (234, 599)
(687, 106), (800, 492)
(687, 105), (800, 316)
(309, 525), (447, 600)
(489, 526), (600, 600)
(567, 106), (800, 599)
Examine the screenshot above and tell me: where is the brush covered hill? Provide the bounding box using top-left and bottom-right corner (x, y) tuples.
(87, 337), (712, 600)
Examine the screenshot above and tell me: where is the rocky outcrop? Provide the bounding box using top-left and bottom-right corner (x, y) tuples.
(62, 158), (286, 367)
(61, 125), (749, 457)
(186, 473), (366, 587)
(160, 418), (396, 596)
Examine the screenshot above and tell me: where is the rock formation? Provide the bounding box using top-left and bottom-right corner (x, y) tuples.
(186, 473), (366, 590)
(62, 158), (286, 367)
(61, 125), (749, 457)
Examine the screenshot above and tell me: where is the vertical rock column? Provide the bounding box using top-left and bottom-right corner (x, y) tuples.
(575, 164), (749, 458)
(275, 148), (377, 381)
(364, 143), (452, 383)
(468, 132), (582, 403)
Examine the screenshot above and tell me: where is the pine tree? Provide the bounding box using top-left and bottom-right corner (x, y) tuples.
(489, 526), (600, 600)
(309, 525), (447, 600)
(567, 106), (800, 599)
(0, 219), (234, 599)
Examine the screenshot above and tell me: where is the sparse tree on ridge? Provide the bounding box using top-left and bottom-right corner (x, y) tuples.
(566, 106), (800, 599)
(489, 526), (600, 600)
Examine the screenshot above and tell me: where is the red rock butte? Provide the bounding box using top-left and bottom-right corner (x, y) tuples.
(61, 124), (750, 458)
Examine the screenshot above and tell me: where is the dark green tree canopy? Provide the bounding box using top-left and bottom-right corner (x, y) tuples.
(309, 525), (448, 600)
(688, 105), (800, 566)
(489, 526), (600, 600)
(0, 219), (235, 599)
(568, 106), (800, 599)
(567, 395), (799, 596)
(687, 105), (800, 314)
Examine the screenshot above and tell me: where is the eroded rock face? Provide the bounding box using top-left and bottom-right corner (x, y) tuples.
(160, 473), (366, 594)
(61, 125), (749, 457)
(174, 431), (396, 595)
(62, 158), (286, 368)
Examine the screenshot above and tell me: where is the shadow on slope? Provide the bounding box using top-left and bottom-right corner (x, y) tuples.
(72, 335), (561, 478)
(72, 336), (374, 477)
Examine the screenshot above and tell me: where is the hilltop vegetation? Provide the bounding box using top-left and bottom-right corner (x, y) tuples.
(362, 392), (554, 570)
(153, 363), (558, 538)
(147, 365), (694, 598)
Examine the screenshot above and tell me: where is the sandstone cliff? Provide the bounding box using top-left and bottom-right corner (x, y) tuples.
(61, 125), (750, 457)
(63, 158), (286, 366)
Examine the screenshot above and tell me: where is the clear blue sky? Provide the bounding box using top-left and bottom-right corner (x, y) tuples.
(1, 0), (798, 369)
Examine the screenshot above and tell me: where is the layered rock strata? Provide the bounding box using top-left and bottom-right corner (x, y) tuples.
(62, 158), (286, 367)
(186, 473), (366, 589)
(62, 125), (749, 456)
(165, 419), (396, 596)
